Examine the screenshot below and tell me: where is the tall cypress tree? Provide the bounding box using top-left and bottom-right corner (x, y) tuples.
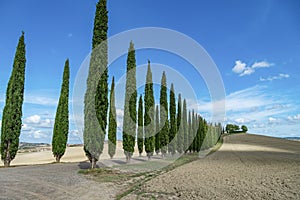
(183, 99), (188, 153)
(159, 72), (169, 157)
(123, 41), (137, 162)
(155, 105), (160, 155)
(52, 59), (70, 163)
(188, 110), (192, 153)
(108, 77), (117, 159)
(1, 32), (26, 167)
(176, 94), (183, 153)
(84, 0), (108, 168)
(144, 60), (155, 159)
(192, 114), (198, 152)
(168, 83), (177, 155)
(137, 95), (144, 156)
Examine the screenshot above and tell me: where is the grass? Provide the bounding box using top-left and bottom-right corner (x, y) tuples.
(78, 168), (139, 183)
(207, 134), (225, 156)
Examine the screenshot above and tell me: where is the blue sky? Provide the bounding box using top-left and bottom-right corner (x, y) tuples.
(0, 0), (299, 143)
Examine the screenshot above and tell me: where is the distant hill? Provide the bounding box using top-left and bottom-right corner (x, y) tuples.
(19, 142), (50, 148)
(18, 142), (51, 153)
(283, 137), (300, 141)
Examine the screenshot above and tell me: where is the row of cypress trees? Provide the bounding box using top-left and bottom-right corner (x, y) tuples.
(120, 39), (223, 161)
(1, 0), (223, 168)
(125, 56), (222, 159)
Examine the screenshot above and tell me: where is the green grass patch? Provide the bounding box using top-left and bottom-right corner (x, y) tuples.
(78, 168), (140, 183)
(207, 135), (224, 156)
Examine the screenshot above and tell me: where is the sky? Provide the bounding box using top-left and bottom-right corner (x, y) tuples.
(0, 0), (299, 143)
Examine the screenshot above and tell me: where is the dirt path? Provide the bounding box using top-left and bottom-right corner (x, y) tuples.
(130, 134), (300, 199)
(0, 162), (122, 200)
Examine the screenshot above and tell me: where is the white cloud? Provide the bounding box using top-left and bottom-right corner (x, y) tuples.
(232, 60), (246, 74)
(21, 124), (33, 131)
(260, 73), (290, 82)
(287, 114), (300, 121)
(268, 117), (278, 123)
(195, 85), (295, 127)
(240, 67), (255, 76)
(28, 130), (48, 139)
(232, 60), (274, 77)
(251, 61), (274, 68)
(24, 115), (41, 124)
(24, 115), (52, 128)
(234, 118), (249, 124)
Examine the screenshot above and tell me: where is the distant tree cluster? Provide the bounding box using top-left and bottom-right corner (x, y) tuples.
(225, 124), (248, 134)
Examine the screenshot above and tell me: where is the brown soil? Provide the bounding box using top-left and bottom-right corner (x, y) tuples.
(129, 134), (300, 199)
(0, 134), (299, 199)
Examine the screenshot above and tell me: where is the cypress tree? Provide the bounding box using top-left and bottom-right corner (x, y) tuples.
(159, 72), (169, 157)
(1, 32), (26, 167)
(155, 105), (160, 155)
(192, 113), (198, 152)
(108, 77), (117, 159)
(176, 94), (184, 153)
(201, 119), (208, 150)
(84, 0), (108, 168)
(183, 99), (188, 153)
(144, 60), (155, 159)
(188, 110), (192, 153)
(123, 41), (137, 162)
(196, 116), (204, 152)
(137, 95), (144, 156)
(168, 83), (177, 155)
(52, 59), (70, 163)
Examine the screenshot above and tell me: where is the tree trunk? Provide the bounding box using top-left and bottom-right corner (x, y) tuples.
(56, 156), (61, 163)
(91, 158), (97, 169)
(4, 159), (10, 167)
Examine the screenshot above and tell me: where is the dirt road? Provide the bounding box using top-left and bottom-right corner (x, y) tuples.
(134, 134), (300, 199)
(0, 162), (122, 200)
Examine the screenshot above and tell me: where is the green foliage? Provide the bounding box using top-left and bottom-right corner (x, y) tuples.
(182, 99), (188, 153)
(84, 0), (108, 168)
(188, 111), (193, 152)
(226, 124), (240, 133)
(144, 61), (155, 159)
(108, 77), (117, 159)
(137, 95), (144, 155)
(195, 116), (205, 152)
(155, 105), (160, 154)
(123, 41), (137, 161)
(176, 94), (184, 153)
(241, 125), (248, 133)
(159, 72), (169, 156)
(1, 32), (26, 167)
(168, 83), (177, 155)
(52, 59), (70, 162)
